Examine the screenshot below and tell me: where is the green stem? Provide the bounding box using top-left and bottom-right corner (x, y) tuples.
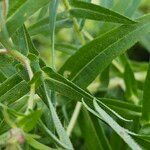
(82, 29), (94, 41)
(62, 0), (85, 45)
(62, 0), (87, 134)
(3, 108), (16, 128)
(67, 102), (82, 137)
(9, 50), (35, 113)
(0, 49), (35, 113)
(49, 0), (59, 106)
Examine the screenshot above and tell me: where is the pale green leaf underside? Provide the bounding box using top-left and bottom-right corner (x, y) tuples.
(42, 67), (141, 149)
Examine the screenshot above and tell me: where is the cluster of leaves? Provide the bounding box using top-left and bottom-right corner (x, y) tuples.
(0, 0), (150, 149)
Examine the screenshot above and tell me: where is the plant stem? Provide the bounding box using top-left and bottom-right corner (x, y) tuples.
(49, 0), (59, 106)
(67, 102), (82, 137)
(2, 0), (8, 19)
(82, 29), (94, 41)
(62, 0), (85, 45)
(62, 0), (86, 134)
(0, 49), (35, 113)
(9, 50), (35, 113)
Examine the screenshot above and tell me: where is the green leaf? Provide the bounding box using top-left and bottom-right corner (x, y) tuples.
(37, 5), (49, 20)
(78, 0), (92, 31)
(78, 108), (111, 150)
(42, 81), (73, 150)
(99, 98), (141, 118)
(124, 62), (139, 104)
(54, 43), (78, 55)
(0, 73), (22, 97)
(49, 0), (59, 39)
(99, 66), (109, 91)
(39, 121), (70, 149)
(28, 18), (72, 36)
(11, 25), (29, 56)
(0, 2), (12, 49)
(17, 110), (42, 132)
(93, 99), (141, 150)
(42, 67), (134, 121)
(141, 63), (150, 125)
(124, 0), (141, 17)
(140, 34), (150, 52)
(49, 0), (59, 105)
(7, 0), (26, 17)
(59, 14), (150, 88)
(99, 0), (140, 35)
(0, 80), (30, 105)
(0, 55), (16, 77)
(5, 0), (51, 35)
(23, 25), (39, 55)
(70, 1), (135, 24)
(25, 133), (54, 150)
(100, 0), (113, 8)
(0, 71), (7, 83)
(11, 24), (39, 56)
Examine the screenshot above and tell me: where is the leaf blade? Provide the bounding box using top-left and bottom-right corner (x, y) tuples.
(59, 14), (150, 88)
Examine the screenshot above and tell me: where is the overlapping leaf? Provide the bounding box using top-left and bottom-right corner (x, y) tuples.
(70, 1), (135, 24)
(41, 67), (142, 149)
(59, 14), (150, 88)
(5, 0), (51, 35)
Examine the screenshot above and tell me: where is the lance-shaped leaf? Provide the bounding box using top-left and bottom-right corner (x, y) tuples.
(54, 43), (78, 55)
(11, 25), (29, 56)
(40, 68), (141, 149)
(0, 71), (7, 83)
(59, 14), (150, 88)
(42, 81), (73, 150)
(141, 63), (150, 125)
(39, 121), (70, 149)
(70, 1), (135, 24)
(78, 0), (92, 31)
(0, 74), (22, 97)
(0, 81), (30, 105)
(42, 67), (137, 121)
(99, 0), (140, 35)
(28, 12), (72, 36)
(78, 108), (111, 150)
(49, 0), (59, 105)
(91, 99), (142, 150)
(124, 62), (139, 104)
(11, 25), (39, 56)
(5, 0), (51, 35)
(17, 110), (42, 132)
(25, 133), (54, 150)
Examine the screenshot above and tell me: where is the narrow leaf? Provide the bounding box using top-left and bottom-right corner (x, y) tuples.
(5, 0), (51, 35)
(142, 63), (150, 125)
(17, 110), (42, 132)
(43, 81), (73, 150)
(59, 14), (150, 88)
(93, 99), (141, 150)
(70, 1), (135, 24)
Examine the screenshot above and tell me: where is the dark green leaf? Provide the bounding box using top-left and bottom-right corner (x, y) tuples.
(70, 1), (135, 24)
(59, 14), (150, 88)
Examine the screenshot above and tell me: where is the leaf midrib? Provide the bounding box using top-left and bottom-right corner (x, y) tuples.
(71, 8), (134, 23)
(71, 22), (149, 82)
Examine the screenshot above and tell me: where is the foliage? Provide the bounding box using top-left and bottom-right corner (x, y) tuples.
(0, 0), (150, 149)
